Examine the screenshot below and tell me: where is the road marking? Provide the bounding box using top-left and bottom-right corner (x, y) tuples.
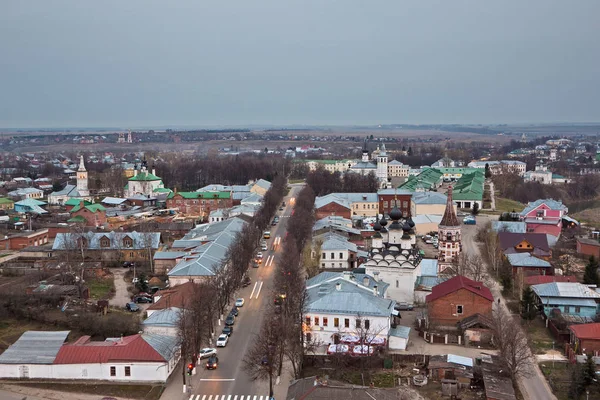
(227, 396), (232, 400)
(255, 281), (264, 299)
(253, 396), (257, 400)
(233, 396), (238, 400)
(249, 281), (258, 299)
(266, 255), (274, 267)
(201, 396), (206, 400)
(199, 378), (236, 381)
(208, 396), (213, 400)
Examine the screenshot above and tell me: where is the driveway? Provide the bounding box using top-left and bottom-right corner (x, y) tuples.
(111, 268), (131, 307)
(461, 213), (557, 400)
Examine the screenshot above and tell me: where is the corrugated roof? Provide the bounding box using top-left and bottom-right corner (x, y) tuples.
(411, 191), (448, 205)
(491, 221), (527, 234)
(148, 282), (196, 311)
(520, 198), (567, 217)
(389, 326), (411, 339)
(569, 323), (600, 340)
(153, 251), (187, 260)
(0, 331), (70, 364)
(253, 179), (271, 190)
(320, 233), (357, 252)
(498, 232), (550, 253)
(102, 196), (128, 205)
(426, 275), (493, 303)
(506, 253), (551, 268)
(447, 354), (473, 367)
(532, 282), (600, 299)
(142, 307), (181, 327)
(53, 231), (161, 251)
(420, 259), (439, 277)
(53, 334), (172, 364)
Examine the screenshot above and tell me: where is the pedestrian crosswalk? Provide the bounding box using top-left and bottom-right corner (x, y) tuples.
(189, 396), (271, 400)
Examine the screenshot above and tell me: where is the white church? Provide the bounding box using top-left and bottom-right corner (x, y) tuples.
(48, 155), (92, 206)
(349, 141), (390, 188)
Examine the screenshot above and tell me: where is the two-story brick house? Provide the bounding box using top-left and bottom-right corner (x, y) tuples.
(304, 271), (407, 349)
(68, 202), (107, 227)
(426, 275), (494, 328)
(519, 199), (568, 238)
(166, 191), (233, 221)
(377, 189), (412, 218)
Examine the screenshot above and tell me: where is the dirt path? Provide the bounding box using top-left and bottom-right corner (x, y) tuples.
(112, 268), (131, 307)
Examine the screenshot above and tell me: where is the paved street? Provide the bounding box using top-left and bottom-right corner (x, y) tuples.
(165, 185), (303, 400)
(461, 213), (557, 400)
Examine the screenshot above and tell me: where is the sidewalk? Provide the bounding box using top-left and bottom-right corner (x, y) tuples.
(159, 361), (186, 400)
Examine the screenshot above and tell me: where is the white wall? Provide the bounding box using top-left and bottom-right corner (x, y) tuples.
(304, 311), (390, 346)
(142, 325), (179, 336)
(320, 249), (349, 269)
(363, 265), (421, 304)
(389, 335), (409, 350)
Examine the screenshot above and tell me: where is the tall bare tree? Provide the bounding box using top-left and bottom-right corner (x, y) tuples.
(491, 308), (533, 383)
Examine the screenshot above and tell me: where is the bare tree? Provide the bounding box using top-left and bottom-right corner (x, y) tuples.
(491, 308), (533, 383)
(243, 316), (281, 398)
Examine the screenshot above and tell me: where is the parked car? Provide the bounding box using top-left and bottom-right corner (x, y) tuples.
(263, 231), (271, 239)
(271, 219), (278, 226)
(256, 252), (263, 259)
(216, 334), (229, 347)
(251, 261), (259, 268)
(199, 348), (217, 359)
(225, 315), (235, 326)
(395, 302), (414, 311)
(463, 217), (476, 225)
(123, 262), (133, 268)
(222, 326), (233, 336)
(242, 276), (251, 287)
(230, 307), (239, 317)
(261, 244), (268, 251)
(133, 295), (152, 303)
(235, 298), (245, 307)
(125, 302), (139, 312)
(206, 355), (219, 370)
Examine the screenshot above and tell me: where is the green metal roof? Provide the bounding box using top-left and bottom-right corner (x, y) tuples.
(153, 187), (172, 193)
(0, 197), (14, 204)
(70, 203), (106, 214)
(168, 191), (231, 200)
(129, 172), (162, 181)
(451, 172), (484, 201)
(64, 199), (91, 207)
(67, 215), (86, 222)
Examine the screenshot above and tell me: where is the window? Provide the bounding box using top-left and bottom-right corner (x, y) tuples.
(123, 238), (133, 248)
(305, 316), (311, 326)
(396, 280), (399, 288)
(403, 201), (408, 208)
(339, 252), (343, 259)
(339, 263), (342, 268)
(306, 333), (312, 342)
(365, 320), (370, 330)
(456, 305), (463, 315)
(130, 252), (134, 258)
(344, 318), (350, 328)
(383, 201), (388, 209)
(314, 317), (319, 326)
(110, 366), (116, 377)
(334, 318), (339, 328)
(330, 253), (334, 259)
(321, 263), (325, 268)
(322, 253), (326, 259)
(323, 317), (328, 327)
(356, 319), (362, 328)
(564, 306), (570, 313)
(575, 306), (581, 313)
(124, 366), (131, 376)
(100, 238), (110, 248)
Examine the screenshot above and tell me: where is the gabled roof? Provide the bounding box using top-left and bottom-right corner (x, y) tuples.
(0, 197), (14, 204)
(53, 334), (178, 364)
(70, 203), (106, 214)
(148, 282), (196, 311)
(491, 221), (527, 234)
(426, 275), (493, 303)
(569, 323), (600, 340)
(0, 331), (70, 364)
(65, 198), (90, 207)
(532, 282), (600, 299)
(314, 194), (351, 210)
(253, 179), (271, 190)
(142, 307), (181, 327)
(520, 198), (567, 217)
(411, 191), (448, 205)
(49, 184), (83, 198)
(168, 191), (231, 199)
(101, 196), (128, 205)
(319, 232), (358, 252)
(498, 232), (550, 252)
(506, 253), (552, 268)
(53, 231), (161, 251)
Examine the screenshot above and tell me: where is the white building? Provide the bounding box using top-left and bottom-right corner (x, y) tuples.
(305, 159), (357, 173)
(467, 160), (526, 176)
(0, 331), (179, 383)
(314, 232), (359, 270)
(387, 160), (410, 178)
(124, 159), (165, 198)
(48, 155), (92, 205)
(376, 143), (389, 183)
(304, 271), (409, 350)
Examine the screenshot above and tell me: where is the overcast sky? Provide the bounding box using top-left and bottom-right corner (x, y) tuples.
(1, 1), (599, 128)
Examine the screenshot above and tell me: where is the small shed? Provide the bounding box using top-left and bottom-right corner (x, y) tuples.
(388, 325), (411, 350)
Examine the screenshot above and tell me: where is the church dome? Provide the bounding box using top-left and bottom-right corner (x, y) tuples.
(379, 216), (387, 227)
(402, 222), (411, 232)
(389, 206), (402, 221)
(407, 217), (415, 228)
(373, 220), (382, 231)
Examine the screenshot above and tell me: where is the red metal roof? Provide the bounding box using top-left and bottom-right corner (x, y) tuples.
(53, 334), (165, 364)
(524, 275), (577, 286)
(569, 323), (600, 340)
(426, 275), (493, 303)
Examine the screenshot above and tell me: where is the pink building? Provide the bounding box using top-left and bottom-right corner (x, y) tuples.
(519, 199), (567, 238)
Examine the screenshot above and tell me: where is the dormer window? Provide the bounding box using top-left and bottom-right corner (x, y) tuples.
(100, 237), (110, 248)
(123, 237), (133, 248)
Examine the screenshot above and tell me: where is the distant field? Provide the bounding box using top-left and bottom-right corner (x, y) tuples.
(495, 197), (525, 213)
(573, 207), (600, 226)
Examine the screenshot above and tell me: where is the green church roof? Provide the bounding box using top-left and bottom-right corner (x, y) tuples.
(129, 172), (162, 181)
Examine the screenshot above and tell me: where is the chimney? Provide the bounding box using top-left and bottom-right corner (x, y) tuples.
(363, 276), (370, 287)
(335, 282), (341, 291)
(134, 169), (138, 177)
(373, 271), (379, 282)
(373, 285), (378, 296)
(152, 167), (156, 176)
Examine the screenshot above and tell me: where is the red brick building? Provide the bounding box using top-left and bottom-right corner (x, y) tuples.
(0, 229), (49, 250)
(576, 237), (600, 260)
(377, 189), (412, 217)
(569, 323), (600, 356)
(68, 202), (107, 227)
(166, 191), (232, 221)
(315, 199), (351, 220)
(426, 275), (494, 327)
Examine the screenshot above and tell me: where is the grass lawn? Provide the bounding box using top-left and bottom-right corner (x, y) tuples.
(495, 197), (525, 213)
(88, 277), (115, 300)
(0, 319), (81, 355)
(525, 318), (555, 354)
(539, 362), (600, 400)
(289, 178), (305, 184)
(14, 382), (163, 400)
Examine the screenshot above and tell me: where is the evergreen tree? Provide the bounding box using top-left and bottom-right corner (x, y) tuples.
(484, 163), (492, 179)
(569, 364), (586, 400)
(407, 146), (413, 156)
(472, 202), (480, 215)
(520, 287), (537, 320)
(583, 256), (599, 285)
(583, 354), (596, 387)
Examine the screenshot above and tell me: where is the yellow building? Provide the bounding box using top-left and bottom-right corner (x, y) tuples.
(0, 197), (14, 211)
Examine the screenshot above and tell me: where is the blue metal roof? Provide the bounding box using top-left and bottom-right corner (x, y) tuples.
(532, 282), (600, 299)
(389, 326), (411, 339)
(520, 198), (567, 217)
(506, 253), (551, 268)
(142, 307), (181, 327)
